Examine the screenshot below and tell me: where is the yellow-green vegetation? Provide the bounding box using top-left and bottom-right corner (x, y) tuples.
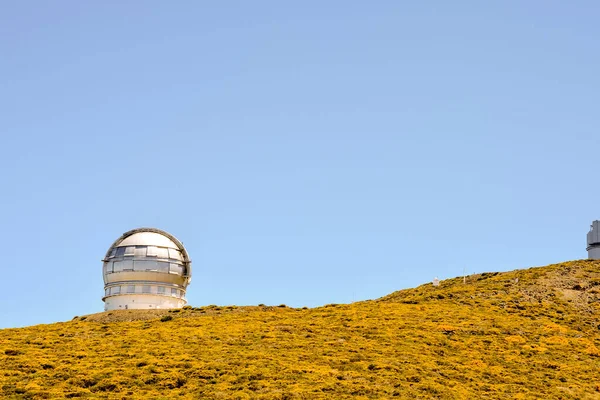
(2, 260), (600, 399)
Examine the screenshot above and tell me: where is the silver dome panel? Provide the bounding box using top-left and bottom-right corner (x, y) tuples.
(101, 227), (192, 309)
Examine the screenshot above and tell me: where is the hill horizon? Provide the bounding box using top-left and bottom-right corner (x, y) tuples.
(2, 260), (600, 399)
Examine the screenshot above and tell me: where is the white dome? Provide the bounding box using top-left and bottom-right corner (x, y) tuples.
(102, 228), (192, 311)
(117, 231), (180, 249)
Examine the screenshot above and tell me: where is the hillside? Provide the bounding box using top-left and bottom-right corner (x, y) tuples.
(2, 260), (600, 399)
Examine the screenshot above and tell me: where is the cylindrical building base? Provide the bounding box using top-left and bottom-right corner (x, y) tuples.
(588, 246), (600, 260)
(104, 294), (186, 311)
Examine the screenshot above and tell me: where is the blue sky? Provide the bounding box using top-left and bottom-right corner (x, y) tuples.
(1, 2), (599, 328)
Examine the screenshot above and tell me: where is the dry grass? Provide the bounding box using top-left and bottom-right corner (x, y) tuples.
(2, 260), (600, 399)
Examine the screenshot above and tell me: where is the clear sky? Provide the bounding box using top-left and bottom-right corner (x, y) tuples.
(1, 2), (599, 328)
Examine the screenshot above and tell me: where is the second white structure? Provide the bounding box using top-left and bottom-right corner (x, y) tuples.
(102, 228), (192, 311)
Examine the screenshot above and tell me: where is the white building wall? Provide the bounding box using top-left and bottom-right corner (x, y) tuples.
(588, 221), (600, 247)
(587, 221), (600, 260)
(104, 295), (186, 311)
(588, 247), (600, 260)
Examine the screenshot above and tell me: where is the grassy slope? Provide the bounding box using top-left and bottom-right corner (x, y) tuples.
(2, 260), (600, 399)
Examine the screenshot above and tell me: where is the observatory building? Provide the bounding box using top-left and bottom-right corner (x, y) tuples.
(587, 221), (600, 260)
(102, 228), (192, 311)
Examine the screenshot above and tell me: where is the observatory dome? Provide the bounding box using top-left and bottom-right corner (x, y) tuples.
(102, 228), (192, 311)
